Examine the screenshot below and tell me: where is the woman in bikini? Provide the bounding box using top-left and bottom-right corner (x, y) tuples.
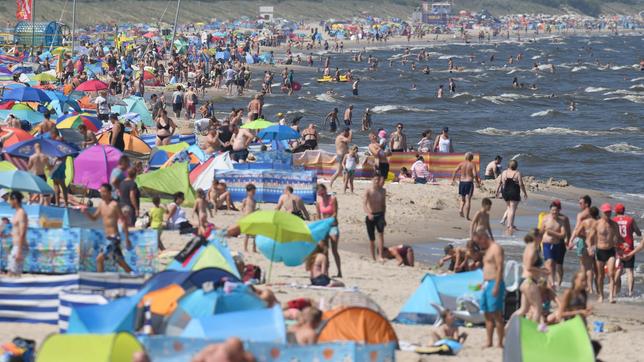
(315, 184), (342, 277)
(155, 109), (176, 146)
(548, 270), (592, 324)
(511, 229), (549, 325)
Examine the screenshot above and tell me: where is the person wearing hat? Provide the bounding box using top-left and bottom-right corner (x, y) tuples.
(109, 113), (125, 152)
(484, 155), (503, 180)
(613, 203), (641, 297)
(589, 203), (621, 303)
(433, 127), (454, 153)
(277, 112), (286, 125)
(539, 200), (567, 288)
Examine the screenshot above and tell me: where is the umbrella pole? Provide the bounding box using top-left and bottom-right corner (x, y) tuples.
(267, 237), (276, 283)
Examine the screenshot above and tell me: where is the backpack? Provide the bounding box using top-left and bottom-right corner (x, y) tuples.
(173, 92), (183, 105)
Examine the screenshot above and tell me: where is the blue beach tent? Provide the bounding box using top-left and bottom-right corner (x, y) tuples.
(394, 269), (484, 324)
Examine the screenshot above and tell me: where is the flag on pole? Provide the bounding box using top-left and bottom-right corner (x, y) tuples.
(16, 0), (32, 21)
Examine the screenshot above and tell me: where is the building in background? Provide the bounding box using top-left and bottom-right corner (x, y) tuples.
(413, 1), (452, 25)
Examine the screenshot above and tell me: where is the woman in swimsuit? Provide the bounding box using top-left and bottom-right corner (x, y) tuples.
(548, 270), (591, 324)
(497, 160), (528, 236)
(315, 184), (342, 278)
(511, 229), (549, 324)
(155, 109), (176, 146)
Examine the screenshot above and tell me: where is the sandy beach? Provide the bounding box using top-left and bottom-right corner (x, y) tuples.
(4, 176), (644, 361)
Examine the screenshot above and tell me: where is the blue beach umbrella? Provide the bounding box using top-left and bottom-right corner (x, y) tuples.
(2, 87), (51, 103)
(0, 110), (45, 125)
(257, 125), (300, 141)
(0, 170), (54, 194)
(4, 137), (79, 158)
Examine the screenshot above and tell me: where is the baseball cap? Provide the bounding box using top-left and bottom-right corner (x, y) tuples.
(614, 203), (625, 214)
(550, 199), (562, 209)
(600, 203), (612, 213)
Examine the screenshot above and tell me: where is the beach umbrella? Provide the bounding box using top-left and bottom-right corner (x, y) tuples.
(239, 210), (313, 243)
(4, 137), (78, 158)
(256, 218), (335, 266)
(73, 145), (122, 190)
(2, 87), (51, 103)
(0, 109), (45, 125)
(0, 161), (17, 171)
(10, 103), (34, 111)
(56, 113), (102, 132)
(258, 125), (300, 141)
(32, 73), (58, 82)
(51, 47), (70, 55)
(75, 79), (108, 92)
(120, 112), (141, 124)
(240, 118), (275, 130)
(0, 127), (33, 148)
(0, 170), (54, 194)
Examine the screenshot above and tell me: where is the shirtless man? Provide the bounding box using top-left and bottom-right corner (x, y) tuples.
(204, 127), (221, 154)
(276, 186), (310, 220)
(324, 108), (339, 132)
(368, 132), (388, 187)
(39, 112), (56, 135)
(364, 177), (387, 261)
(82, 183), (132, 273)
(555, 201), (572, 286)
(343, 105), (353, 127)
(329, 128), (352, 188)
(389, 123), (407, 152)
(470, 198), (494, 241)
(230, 126), (254, 163)
(472, 231), (505, 348)
(540, 201), (567, 288)
(247, 94), (263, 119)
(588, 204), (622, 303)
(7, 192), (28, 276)
(27, 143), (50, 204)
(569, 205), (599, 294)
(451, 152), (480, 220)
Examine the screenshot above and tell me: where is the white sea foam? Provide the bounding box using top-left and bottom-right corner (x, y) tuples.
(476, 127), (612, 137)
(584, 86), (609, 93)
(530, 109), (558, 117)
(602, 143), (644, 155)
(370, 105), (435, 114)
(631, 77), (644, 82)
(315, 93), (337, 103)
(571, 66), (587, 72)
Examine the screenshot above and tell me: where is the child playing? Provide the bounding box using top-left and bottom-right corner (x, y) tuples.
(150, 196), (166, 251)
(438, 244), (467, 272)
(470, 198), (494, 241)
(431, 309), (468, 344)
(342, 145), (359, 193)
(241, 184), (257, 252)
(288, 306), (323, 345)
(193, 189), (213, 236)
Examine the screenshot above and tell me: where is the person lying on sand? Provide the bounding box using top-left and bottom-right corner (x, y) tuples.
(431, 309), (468, 344)
(382, 245), (415, 266)
(288, 306), (323, 345)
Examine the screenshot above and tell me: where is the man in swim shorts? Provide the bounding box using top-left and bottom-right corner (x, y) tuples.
(589, 203), (621, 303)
(472, 231), (505, 348)
(451, 152), (480, 220)
(569, 196), (597, 294)
(364, 177), (386, 261)
(540, 201), (567, 288)
(330, 128), (352, 188)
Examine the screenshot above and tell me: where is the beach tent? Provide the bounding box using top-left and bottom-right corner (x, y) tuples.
(181, 305), (286, 343)
(148, 142), (191, 170)
(504, 316), (594, 362)
(36, 332), (143, 362)
(136, 161), (195, 205)
(166, 236), (240, 278)
(97, 132), (152, 155)
(317, 307), (398, 345)
(189, 152), (233, 190)
(73, 145), (122, 190)
(66, 294), (140, 333)
(394, 269), (484, 325)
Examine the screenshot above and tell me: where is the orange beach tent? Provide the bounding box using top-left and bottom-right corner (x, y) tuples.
(317, 307), (398, 345)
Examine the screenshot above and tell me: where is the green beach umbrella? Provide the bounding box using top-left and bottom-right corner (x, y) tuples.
(240, 118), (275, 130)
(239, 210), (313, 243)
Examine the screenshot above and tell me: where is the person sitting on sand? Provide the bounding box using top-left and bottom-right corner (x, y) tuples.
(397, 167), (414, 183)
(382, 244), (415, 266)
(288, 306), (323, 345)
(431, 309), (468, 344)
(306, 246), (344, 287)
(411, 155), (433, 184)
(548, 270), (592, 324)
(208, 180), (237, 211)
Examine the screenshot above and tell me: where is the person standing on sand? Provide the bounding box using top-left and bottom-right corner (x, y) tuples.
(588, 203), (621, 303)
(27, 143), (49, 205)
(569, 201), (599, 294)
(472, 231), (505, 348)
(315, 184), (342, 277)
(451, 152), (480, 220)
(276, 186), (310, 220)
(364, 177), (387, 262)
(555, 200), (572, 287)
(7, 192), (28, 277)
(369, 132), (389, 187)
(470, 198), (494, 241)
(81, 183), (132, 273)
(329, 128), (352, 189)
(540, 201), (567, 288)
(497, 160), (527, 235)
(433, 127), (453, 153)
(389, 123), (407, 152)
(613, 203), (641, 297)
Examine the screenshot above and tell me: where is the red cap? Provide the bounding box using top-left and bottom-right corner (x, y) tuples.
(614, 203), (625, 214)
(550, 199), (562, 209)
(600, 203), (612, 213)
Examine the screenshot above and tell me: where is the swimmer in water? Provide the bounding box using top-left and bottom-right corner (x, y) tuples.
(512, 77), (519, 88)
(437, 84), (444, 99)
(411, 83), (416, 90)
(569, 101), (576, 111)
(422, 66), (430, 74)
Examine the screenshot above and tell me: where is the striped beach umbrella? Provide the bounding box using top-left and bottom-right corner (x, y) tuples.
(56, 113), (102, 132)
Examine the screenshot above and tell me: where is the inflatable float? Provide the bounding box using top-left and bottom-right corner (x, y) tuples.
(316, 75), (349, 83)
